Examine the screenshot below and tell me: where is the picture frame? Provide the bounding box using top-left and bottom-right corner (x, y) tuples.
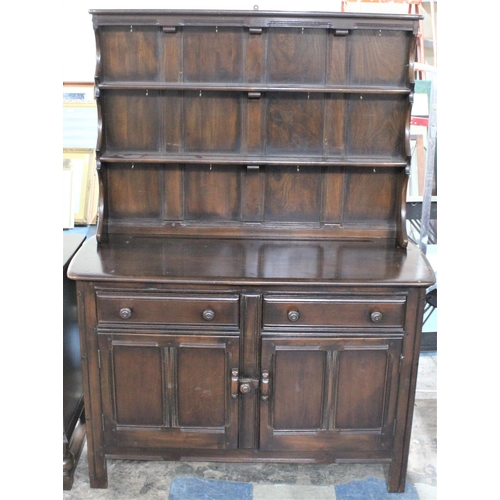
(63, 148), (98, 226)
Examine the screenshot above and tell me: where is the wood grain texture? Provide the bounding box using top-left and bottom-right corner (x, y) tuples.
(73, 11), (431, 493)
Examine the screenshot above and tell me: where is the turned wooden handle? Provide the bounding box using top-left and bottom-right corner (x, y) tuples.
(119, 307), (132, 319)
(202, 309), (215, 321)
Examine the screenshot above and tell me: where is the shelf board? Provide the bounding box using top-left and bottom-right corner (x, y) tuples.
(97, 82), (412, 95)
(98, 153), (408, 167)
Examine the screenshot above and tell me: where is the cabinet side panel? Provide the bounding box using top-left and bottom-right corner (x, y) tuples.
(113, 345), (164, 426)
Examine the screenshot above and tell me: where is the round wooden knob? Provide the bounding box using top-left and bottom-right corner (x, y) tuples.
(202, 309), (215, 321)
(287, 310), (300, 322)
(240, 383), (251, 394)
(370, 311), (383, 323)
(119, 307), (132, 320)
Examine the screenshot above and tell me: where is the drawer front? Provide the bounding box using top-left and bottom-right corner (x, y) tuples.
(96, 293), (239, 327)
(263, 296), (406, 329)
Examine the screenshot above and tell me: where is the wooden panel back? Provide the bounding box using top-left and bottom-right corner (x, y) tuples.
(102, 90), (409, 161)
(104, 163), (401, 237)
(98, 25), (414, 88)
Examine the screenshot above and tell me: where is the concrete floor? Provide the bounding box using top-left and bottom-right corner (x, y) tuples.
(63, 352), (437, 500)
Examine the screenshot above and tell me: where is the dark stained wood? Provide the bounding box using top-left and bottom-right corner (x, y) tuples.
(63, 234), (86, 490)
(69, 236), (434, 286)
(70, 9), (433, 494)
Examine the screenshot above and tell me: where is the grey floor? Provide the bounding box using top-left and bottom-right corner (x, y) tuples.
(63, 352), (437, 500)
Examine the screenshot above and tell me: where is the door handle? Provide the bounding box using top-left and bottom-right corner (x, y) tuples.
(261, 371), (270, 401)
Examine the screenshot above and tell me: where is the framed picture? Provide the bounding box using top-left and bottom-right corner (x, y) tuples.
(63, 166), (74, 229)
(63, 148), (98, 226)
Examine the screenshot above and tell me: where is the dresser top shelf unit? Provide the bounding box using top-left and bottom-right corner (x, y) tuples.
(92, 10), (421, 248)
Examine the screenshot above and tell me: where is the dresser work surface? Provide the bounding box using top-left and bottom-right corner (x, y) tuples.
(68, 9), (434, 494)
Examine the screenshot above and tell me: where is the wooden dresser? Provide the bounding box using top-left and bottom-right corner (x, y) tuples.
(68, 9), (435, 493)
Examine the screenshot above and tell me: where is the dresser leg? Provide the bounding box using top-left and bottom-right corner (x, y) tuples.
(88, 449), (108, 489)
(387, 458), (406, 493)
(86, 418), (108, 488)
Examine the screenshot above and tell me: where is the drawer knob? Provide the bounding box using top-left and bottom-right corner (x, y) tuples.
(119, 307), (132, 320)
(287, 310), (300, 322)
(202, 309), (215, 321)
(370, 311), (383, 323)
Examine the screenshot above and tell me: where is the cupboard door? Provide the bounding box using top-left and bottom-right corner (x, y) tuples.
(99, 333), (239, 450)
(259, 337), (402, 454)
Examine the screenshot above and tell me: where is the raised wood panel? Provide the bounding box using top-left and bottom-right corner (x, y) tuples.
(335, 348), (389, 429)
(348, 30), (412, 87)
(264, 166), (322, 222)
(104, 164), (400, 230)
(106, 163), (162, 219)
(101, 91), (408, 161)
(183, 26), (244, 83)
(347, 94), (408, 159)
(99, 334), (240, 449)
(103, 90), (161, 153)
(111, 344), (164, 426)
(267, 28), (326, 84)
(260, 337), (402, 452)
(176, 345), (227, 427)
(266, 93), (324, 155)
(184, 92), (241, 153)
(98, 24), (414, 89)
(344, 167), (398, 225)
(184, 165), (240, 221)
(273, 349), (326, 430)
(100, 26), (159, 82)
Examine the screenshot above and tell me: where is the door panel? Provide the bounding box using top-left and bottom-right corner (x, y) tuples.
(99, 333), (239, 450)
(273, 349), (326, 430)
(176, 345), (227, 427)
(260, 337), (402, 453)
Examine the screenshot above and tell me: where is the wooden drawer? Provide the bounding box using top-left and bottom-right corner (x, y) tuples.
(262, 296), (406, 329)
(96, 292), (239, 327)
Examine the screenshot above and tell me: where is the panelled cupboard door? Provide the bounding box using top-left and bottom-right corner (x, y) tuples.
(259, 337), (402, 454)
(98, 333), (239, 450)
